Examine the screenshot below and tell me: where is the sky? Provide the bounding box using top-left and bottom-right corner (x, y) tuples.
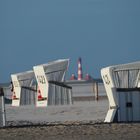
(0, 0), (140, 82)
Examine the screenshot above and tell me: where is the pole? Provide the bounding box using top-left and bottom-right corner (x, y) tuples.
(0, 87), (6, 127)
(94, 82), (99, 101)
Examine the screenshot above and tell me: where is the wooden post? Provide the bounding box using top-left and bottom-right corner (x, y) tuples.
(94, 82), (99, 101)
(0, 87), (6, 127)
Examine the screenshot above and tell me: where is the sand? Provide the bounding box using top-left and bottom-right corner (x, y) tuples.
(5, 99), (109, 124)
(1, 123), (140, 140)
(0, 99), (140, 140)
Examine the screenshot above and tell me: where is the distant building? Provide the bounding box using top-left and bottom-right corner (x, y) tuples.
(70, 74), (77, 80)
(66, 79), (106, 101)
(85, 73), (93, 81)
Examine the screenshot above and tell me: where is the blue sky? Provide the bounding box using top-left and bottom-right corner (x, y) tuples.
(0, 0), (140, 82)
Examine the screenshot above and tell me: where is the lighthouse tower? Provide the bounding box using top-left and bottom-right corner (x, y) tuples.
(78, 57), (83, 80)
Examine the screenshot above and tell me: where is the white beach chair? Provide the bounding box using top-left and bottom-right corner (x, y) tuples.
(11, 71), (36, 106)
(33, 59), (73, 107)
(101, 61), (140, 122)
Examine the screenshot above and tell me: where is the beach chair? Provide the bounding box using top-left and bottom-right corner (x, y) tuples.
(11, 71), (36, 106)
(33, 59), (73, 107)
(101, 61), (140, 122)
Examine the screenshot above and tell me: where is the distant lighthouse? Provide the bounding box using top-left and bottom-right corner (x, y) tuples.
(78, 57), (83, 80)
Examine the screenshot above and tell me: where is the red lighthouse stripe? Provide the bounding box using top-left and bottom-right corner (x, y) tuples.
(78, 57), (83, 80)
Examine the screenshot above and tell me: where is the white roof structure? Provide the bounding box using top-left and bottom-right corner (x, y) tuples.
(101, 61), (140, 122)
(33, 59), (72, 107)
(11, 70), (36, 106)
(34, 59), (69, 81)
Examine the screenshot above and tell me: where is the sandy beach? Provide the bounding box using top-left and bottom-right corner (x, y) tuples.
(5, 99), (108, 124)
(0, 99), (139, 140)
(1, 123), (140, 140)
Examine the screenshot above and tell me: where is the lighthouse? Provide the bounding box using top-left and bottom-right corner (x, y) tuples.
(78, 57), (83, 80)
